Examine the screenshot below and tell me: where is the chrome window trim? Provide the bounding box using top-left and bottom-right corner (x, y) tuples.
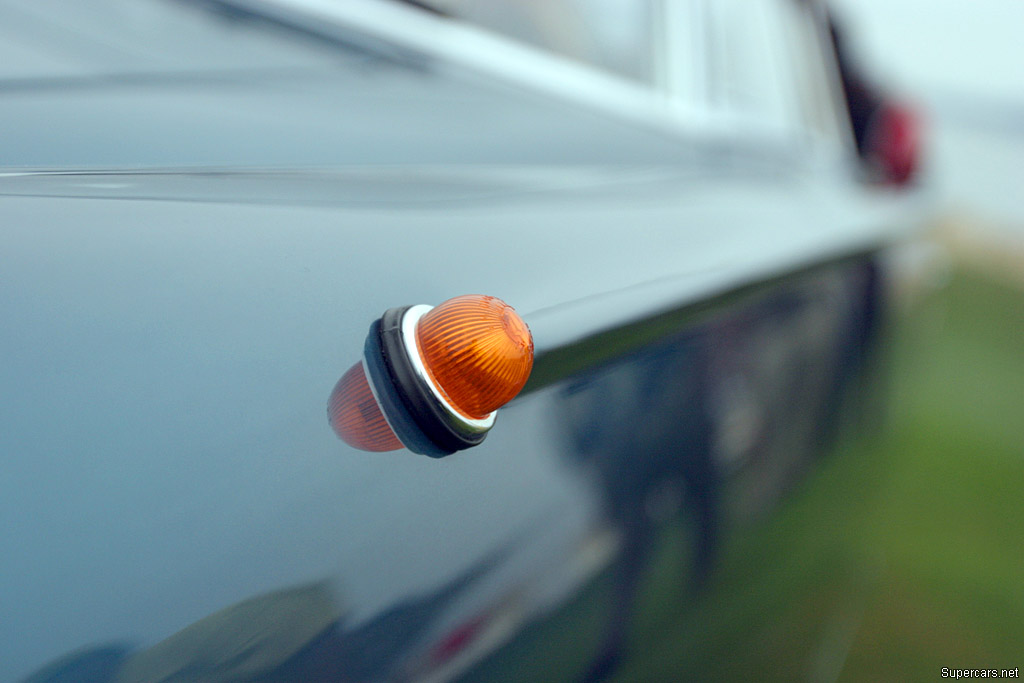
(211, 0), (798, 149)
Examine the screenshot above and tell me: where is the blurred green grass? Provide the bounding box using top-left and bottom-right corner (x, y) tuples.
(839, 268), (1024, 681)
(464, 267), (1024, 682)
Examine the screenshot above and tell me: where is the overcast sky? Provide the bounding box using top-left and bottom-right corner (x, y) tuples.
(830, 0), (1024, 104)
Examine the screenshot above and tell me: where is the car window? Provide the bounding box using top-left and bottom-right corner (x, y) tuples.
(428, 0), (657, 84)
(704, 0), (798, 133)
(782, 1), (851, 152)
(430, 0), (849, 155)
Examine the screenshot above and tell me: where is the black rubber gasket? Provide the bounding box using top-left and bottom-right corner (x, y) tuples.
(363, 306), (487, 458)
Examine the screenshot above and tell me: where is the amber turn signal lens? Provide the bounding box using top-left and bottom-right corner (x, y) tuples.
(416, 295), (534, 419)
(328, 362), (402, 452)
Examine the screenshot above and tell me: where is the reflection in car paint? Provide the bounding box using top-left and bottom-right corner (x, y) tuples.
(25, 538), (522, 683)
(557, 332), (719, 681)
(20, 261), (882, 683)
(545, 261), (881, 681)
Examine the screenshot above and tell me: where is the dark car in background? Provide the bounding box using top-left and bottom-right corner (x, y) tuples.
(0, 0), (924, 681)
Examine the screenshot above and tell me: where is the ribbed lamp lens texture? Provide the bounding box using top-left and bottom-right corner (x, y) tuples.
(328, 362), (402, 452)
(416, 295), (534, 419)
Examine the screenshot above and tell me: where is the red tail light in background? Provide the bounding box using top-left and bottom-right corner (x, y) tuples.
(866, 101), (922, 186)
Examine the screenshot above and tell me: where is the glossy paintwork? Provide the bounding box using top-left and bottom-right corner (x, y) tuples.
(1, 172), (889, 682)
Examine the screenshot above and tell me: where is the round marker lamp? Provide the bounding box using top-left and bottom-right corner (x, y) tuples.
(328, 295), (533, 457)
